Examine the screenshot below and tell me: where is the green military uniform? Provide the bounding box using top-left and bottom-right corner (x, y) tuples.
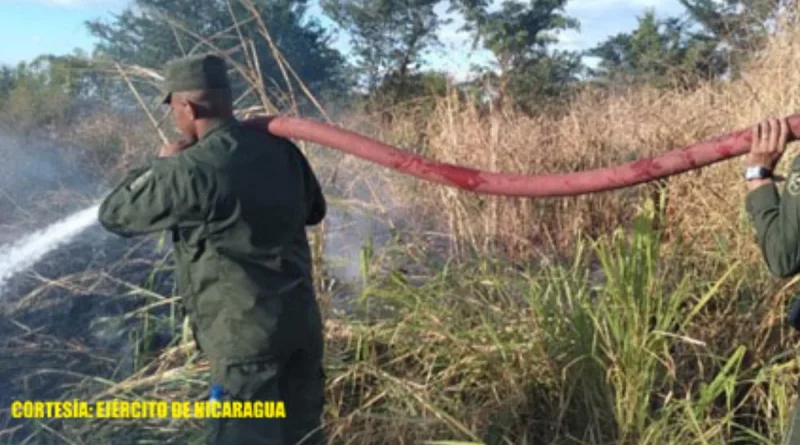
(746, 155), (800, 444)
(98, 55), (327, 445)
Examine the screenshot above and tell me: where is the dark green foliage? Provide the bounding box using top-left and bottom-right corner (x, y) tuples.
(679, 0), (789, 75)
(322, 0), (447, 104)
(588, 10), (727, 89)
(86, 0), (351, 106)
(450, 0), (584, 112)
(0, 51), (108, 131)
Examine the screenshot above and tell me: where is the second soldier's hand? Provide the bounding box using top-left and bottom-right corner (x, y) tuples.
(746, 118), (789, 191)
(746, 118), (789, 170)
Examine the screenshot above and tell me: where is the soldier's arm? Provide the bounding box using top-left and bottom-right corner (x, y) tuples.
(98, 157), (211, 237)
(746, 157), (800, 277)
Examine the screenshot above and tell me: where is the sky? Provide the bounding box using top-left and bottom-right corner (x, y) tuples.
(0, 0), (686, 80)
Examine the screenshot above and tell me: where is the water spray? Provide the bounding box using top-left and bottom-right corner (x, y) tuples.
(242, 114), (800, 197)
(0, 203), (102, 293)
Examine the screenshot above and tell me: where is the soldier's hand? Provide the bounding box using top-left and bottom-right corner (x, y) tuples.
(158, 138), (196, 158)
(746, 117), (789, 170)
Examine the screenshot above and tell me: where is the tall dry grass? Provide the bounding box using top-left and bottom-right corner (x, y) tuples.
(331, 27), (800, 264)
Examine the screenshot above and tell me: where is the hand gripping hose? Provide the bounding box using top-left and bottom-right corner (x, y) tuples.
(242, 114), (800, 198)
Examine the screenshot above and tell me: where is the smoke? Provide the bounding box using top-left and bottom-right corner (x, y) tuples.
(0, 128), (101, 231)
(318, 150), (395, 291)
(324, 205), (389, 283)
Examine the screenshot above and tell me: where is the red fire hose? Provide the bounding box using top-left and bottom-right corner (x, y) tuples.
(242, 114), (800, 198)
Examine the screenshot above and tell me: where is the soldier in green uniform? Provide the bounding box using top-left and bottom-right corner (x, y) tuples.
(97, 54), (327, 445)
(745, 116), (800, 444)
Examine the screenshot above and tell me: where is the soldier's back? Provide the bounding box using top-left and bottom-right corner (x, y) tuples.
(180, 118), (324, 361)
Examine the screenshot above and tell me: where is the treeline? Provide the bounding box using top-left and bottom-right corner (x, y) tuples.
(0, 0), (796, 124)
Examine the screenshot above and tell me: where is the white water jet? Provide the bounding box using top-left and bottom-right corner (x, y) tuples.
(0, 203), (102, 294)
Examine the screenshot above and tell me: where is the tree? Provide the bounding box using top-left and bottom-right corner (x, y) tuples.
(0, 66), (16, 101)
(86, 0), (351, 109)
(678, 0), (794, 77)
(451, 0), (583, 111)
(321, 0), (446, 102)
(0, 52), (108, 132)
(588, 10), (726, 88)
(510, 49), (583, 112)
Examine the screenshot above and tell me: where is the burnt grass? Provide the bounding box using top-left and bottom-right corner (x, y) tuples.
(0, 135), (387, 442)
(0, 224), (177, 442)
(0, 213), (373, 444)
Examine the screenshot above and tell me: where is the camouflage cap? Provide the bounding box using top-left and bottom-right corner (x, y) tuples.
(161, 54), (230, 104)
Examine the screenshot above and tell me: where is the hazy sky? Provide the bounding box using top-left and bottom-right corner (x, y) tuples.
(0, 0), (686, 78)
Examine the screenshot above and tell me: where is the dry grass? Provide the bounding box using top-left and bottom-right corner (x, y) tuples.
(355, 28), (800, 262)
(7, 5), (800, 445)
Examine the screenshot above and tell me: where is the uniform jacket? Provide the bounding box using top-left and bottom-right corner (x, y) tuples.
(98, 118), (326, 362)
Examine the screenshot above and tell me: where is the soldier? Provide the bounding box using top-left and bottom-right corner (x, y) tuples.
(98, 54), (327, 445)
(745, 116), (800, 444)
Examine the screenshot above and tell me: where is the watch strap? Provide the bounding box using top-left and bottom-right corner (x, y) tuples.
(745, 166), (773, 181)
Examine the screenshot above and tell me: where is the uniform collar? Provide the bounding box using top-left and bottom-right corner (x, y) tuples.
(200, 117), (239, 139)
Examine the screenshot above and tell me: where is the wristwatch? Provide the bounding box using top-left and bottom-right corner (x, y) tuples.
(744, 166), (773, 181)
